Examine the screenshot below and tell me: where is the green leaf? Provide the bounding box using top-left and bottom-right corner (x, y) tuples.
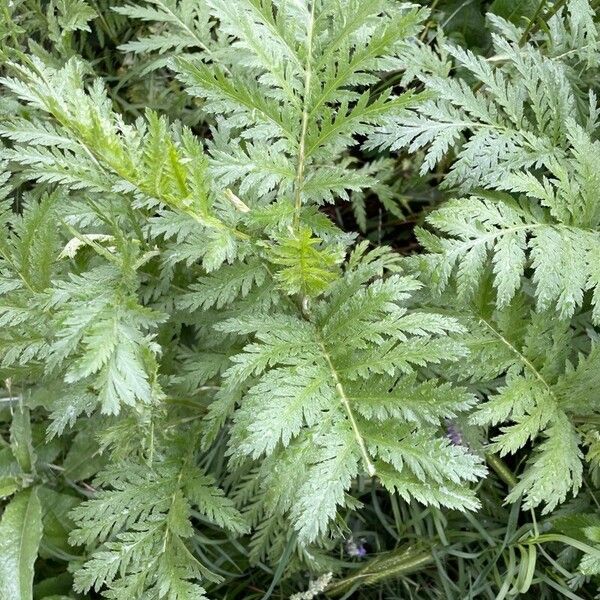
(0, 488), (43, 600)
(267, 227), (343, 297)
(10, 406), (34, 474)
(0, 447), (21, 499)
(38, 488), (79, 558)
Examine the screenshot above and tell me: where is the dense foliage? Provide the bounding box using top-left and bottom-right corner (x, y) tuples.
(2, 0), (600, 598)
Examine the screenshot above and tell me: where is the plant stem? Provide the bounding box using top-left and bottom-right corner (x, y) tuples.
(318, 340), (376, 477)
(519, 0), (568, 45)
(486, 453), (518, 488)
(293, 0), (316, 227)
(326, 545), (435, 596)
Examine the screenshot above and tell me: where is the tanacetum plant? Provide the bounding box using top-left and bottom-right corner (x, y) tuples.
(1, 1), (600, 599)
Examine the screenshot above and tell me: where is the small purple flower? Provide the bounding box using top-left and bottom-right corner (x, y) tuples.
(345, 536), (367, 558)
(446, 419), (464, 447)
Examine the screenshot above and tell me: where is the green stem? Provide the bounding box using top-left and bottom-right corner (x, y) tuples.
(293, 0), (316, 227)
(519, 0), (549, 45)
(318, 340), (376, 477)
(479, 317), (559, 406)
(519, 0), (568, 45)
(325, 545), (435, 597)
(486, 453), (518, 488)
